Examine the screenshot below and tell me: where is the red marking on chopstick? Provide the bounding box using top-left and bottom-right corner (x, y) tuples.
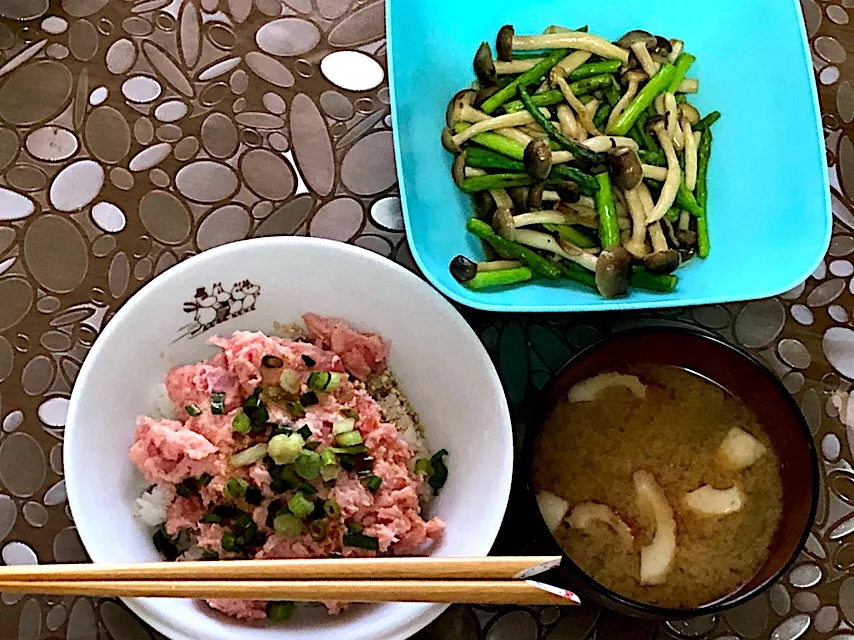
(513, 557), (562, 580)
(526, 580), (581, 604)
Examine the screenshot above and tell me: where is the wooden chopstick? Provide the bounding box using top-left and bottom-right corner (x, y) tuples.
(0, 579), (579, 606)
(0, 556), (562, 582)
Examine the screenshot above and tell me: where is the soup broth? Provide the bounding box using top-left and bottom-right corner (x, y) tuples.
(533, 364), (783, 609)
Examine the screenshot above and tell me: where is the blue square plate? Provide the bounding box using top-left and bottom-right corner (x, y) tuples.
(387, 0), (830, 312)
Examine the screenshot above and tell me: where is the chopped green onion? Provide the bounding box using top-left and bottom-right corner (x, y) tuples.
(428, 449), (449, 495)
(324, 499), (341, 519)
(307, 371), (330, 391)
(329, 445), (368, 455)
(286, 401), (305, 418)
(362, 475), (381, 493)
(197, 473), (213, 487)
(245, 487), (263, 506)
(294, 450), (322, 480)
(297, 425), (312, 440)
(320, 449), (339, 481)
(301, 354), (316, 367)
(231, 443), (268, 467)
(176, 478), (195, 498)
(223, 478), (249, 500)
(341, 408), (359, 420)
(221, 530), (237, 552)
(267, 601), (294, 623)
(152, 527), (179, 561)
(335, 431), (363, 447)
(200, 513), (222, 524)
(270, 424), (292, 438)
(273, 512), (302, 536)
(414, 458), (433, 476)
(298, 482), (317, 496)
(348, 522), (363, 534)
(304, 440), (321, 451)
(232, 412), (251, 434)
(262, 355), (284, 368)
(268, 433), (305, 465)
(210, 392), (225, 415)
(320, 448), (337, 466)
(185, 404), (202, 417)
(212, 504), (241, 520)
(343, 531), (379, 551)
(288, 492), (315, 519)
(332, 418), (355, 435)
(242, 388), (269, 426)
(300, 391), (319, 406)
(279, 369), (301, 395)
(202, 549), (219, 560)
(309, 519), (327, 541)
(265, 385), (285, 401)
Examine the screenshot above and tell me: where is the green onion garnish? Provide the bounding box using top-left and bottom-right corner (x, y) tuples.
(335, 431), (363, 447)
(343, 531), (379, 551)
(286, 401), (305, 418)
(300, 391), (319, 406)
(212, 504), (241, 520)
(273, 512), (302, 536)
(267, 601), (294, 623)
(301, 355), (316, 367)
(200, 513), (222, 524)
(265, 385), (285, 401)
(262, 355), (284, 368)
(210, 392), (225, 415)
(221, 530), (237, 552)
(348, 522), (363, 534)
(329, 445), (368, 455)
(271, 424), (293, 438)
(297, 425), (312, 440)
(245, 487), (263, 506)
(307, 371), (341, 392)
(268, 433), (305, 465)
(287, 492), (314, 519)
(176, 478), (195, 498)
(222, 478), (248, 500)
(362, 475), (381, 493)
(320, 449), (337, 466)
(324, 499), (341, 519)
(185, 404), (202, 417)
(232, 412), (251, 434)
(341, 408), (359, 420)
(332, 418), (355, 435)
(279, 369), (301, 394)
(197, 473), (213, 487)
(293, 450), (321, 480)
(152, 527), (180, 561)
(414, 458), (432, 476)
(428, 449), (449, 494)
(298, 482), (318, 496)
(309, 519), (327, 541)
(242, 388), (269, 426)
(230, 443), (268, 467)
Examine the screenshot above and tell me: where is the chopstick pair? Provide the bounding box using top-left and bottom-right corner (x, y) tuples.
(0, 557), (580, 606)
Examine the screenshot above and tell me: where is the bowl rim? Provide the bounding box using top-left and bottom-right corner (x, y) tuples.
(64, 236), (514, 640)
(386, 0), (831, 313)
(524, 324), (820, 618)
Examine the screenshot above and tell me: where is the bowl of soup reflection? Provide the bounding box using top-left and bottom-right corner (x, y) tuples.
(526, 326), (819, 619)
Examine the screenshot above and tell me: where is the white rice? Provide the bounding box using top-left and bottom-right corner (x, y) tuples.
(135, 485), (169, 526)
(152, 383), (176, 420)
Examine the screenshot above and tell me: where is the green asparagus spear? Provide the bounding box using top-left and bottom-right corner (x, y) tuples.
(542, 223), (598, 249)
(602, 82), (621, 108)
(567, 60), (621, 81)
(607, 64), (677, 136)
(666, 53), (696, 93)
(694, 111), (721, 131)
(638, 150), (666, 166)
(595, 172), (620, 249)
(552, 165), (598, 196)
(481, 49), (569, 114)
(675, 183), (703, 216)
(665, 207), (679, 222)
(466, 219), (561, 279)
(465, 147), (525, 172)
(696, 128), (712, 258)
(503, 74), (615, 112)
(593, 102), (611, 131)
(466, 266), (533, 289)
(558, 262), (678, 293)
(460, 173), (534, 193)
(518, 85), (604, 167)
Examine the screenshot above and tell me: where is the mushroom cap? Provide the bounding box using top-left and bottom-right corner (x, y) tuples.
(621, 69), (648, 86)
(446, 90), (476, 127)
(606, 146), (644, 191)
(646, 114), (666, 133)
(473, 190), (497, 220)
(507, 186), (529, 212)
(474, 41), (497, 87)
(496, 25), (515, 62)
(492, 207), (516, 238)
(616, 29), (656, 49)
(474, 86), (501, 109)
(595, 246), (632, 298)
(644, 249), (680, 274)
(452, 149), (468, 189)
(527, 183), (544, 211)
(556, 180), (581, 203)
(449, 255), (479, 283)
(441, 127), (462, 154)
(651, 35), (672, 61)
(524, 139), (553, 181)
(679, 103), (701, 125)
(676, 229), (698, 248)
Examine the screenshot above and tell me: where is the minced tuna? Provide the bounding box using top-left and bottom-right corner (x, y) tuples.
(129, 314), (447, 622)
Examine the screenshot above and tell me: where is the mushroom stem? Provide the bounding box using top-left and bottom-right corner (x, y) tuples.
(557, 104), (583, 141)
(489, 189), (514, 210)
(556, 50), (593, 75)
(513, 211), (571, 227)
(477, 259), (522, 272)
(646, 124), (682, 224)
(679, 210), (690, 231)
(630, 41), (659, 77)
(512, 32), (629, 62)
(464, 167), (487, 178)
(542, 190), (561, 202)
(668, 39), (684, 63)
(642, 164), (668, 181)
(557, 202), (599, 228)
(637, 182), (656, 220)
(683, 119), (698, 191)
(494, 59), (542, 75)
(606, 74), (643, 133)
(664, 92), (680, 148)
(623, 187), (649, 258)
(552, 71), (600, 135)
(451, 110), (546, 147)
(649, 221), (668, 252)
(494, 126), (535, 147)
(511, 228), (583, 262)
(678, 77), (699, 93)
(582, 136), (638, 152)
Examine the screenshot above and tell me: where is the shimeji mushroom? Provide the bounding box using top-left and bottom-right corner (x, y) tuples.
(447, 108), (549, 151)
(623, 187), (649, 258)
(509, 228), (632, 298)
(606, 146), (644, 191)
(582, 136), (639, 153)
(567, 372), (646, 402)
(512, 210), (572, 227)
(537, 490), (570, 533)
(668, 39), (684, 63)
(634, 470), (676, 586)
(678, 78), (699, 93)
(524, 139), (553, 181)
(617, 30), (659, 77)
(446, 91), (536, 148)
(717, 427), (767, 471)
(496, 25), (515, 62)
(607, 71), (647, 133)
(683, 118), (699, 191)
(550, 69), (599, 135)
(508, 31), (629, 62)
(557, 104), (583, 141)
(567, 502), (634, 548)
(664, 92), (681, 149)
(683, 485), (744, 517)
(645, 221), (680, 274)
(474, 42), (497, 87)
(642, 164), (668, 181)
(645, 116), (682, 224)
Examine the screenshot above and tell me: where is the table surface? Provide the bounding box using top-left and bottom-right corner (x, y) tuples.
(0, 0), (848, 638)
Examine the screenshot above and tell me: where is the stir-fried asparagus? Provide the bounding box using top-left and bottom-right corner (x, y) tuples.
(443, 24), (718, 296)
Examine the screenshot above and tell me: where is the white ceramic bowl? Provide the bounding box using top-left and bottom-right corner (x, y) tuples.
(65, 237), (513, 640)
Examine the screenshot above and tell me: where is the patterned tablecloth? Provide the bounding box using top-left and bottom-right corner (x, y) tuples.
(0, 0), (848, 638)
